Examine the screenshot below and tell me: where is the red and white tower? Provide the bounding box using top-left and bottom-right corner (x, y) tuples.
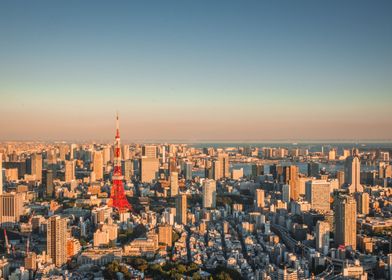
(109, 113), (132, 212)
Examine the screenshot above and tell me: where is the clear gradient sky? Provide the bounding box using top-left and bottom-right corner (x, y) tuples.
(0, 0), (391, 142)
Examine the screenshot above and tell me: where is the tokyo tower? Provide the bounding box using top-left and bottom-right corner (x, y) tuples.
(108, 113), (132, 212)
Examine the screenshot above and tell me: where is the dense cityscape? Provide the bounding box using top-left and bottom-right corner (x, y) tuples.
(0, 115), (391, 280)
(1, 1), (392, 280)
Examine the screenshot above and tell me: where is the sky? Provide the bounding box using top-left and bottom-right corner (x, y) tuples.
(0, 0), (391, 142)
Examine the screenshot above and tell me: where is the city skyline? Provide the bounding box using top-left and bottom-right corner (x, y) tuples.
(1, 0), (392, 141)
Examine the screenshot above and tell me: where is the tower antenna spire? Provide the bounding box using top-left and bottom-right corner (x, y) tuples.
(108, 112), (131, 212)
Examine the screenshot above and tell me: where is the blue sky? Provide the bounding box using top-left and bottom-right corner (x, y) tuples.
(0, 0), (391, 141)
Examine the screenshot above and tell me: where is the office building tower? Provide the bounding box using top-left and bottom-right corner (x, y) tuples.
(170, 172), (179, 197)
(142, 145), (157, 159)
(255, 189), (265, 209)
(305, 180), (331, 212)
(212, 160), (221, 180)
(161, 145), (166, 163)
(184, 162), (192, 180)
(47, 215), (67, 267)
(284, 165), (299, 201)
(355, 192), (369, 215)
(31, 153), (42, 181)
(64, 160), (75, 183)
(121, 159), (133, 182)
(328, 149), (336, 161)
(337, 170), (345, 188)
(103, 145), (111, 165)
(122, 145), (130, 160)
(69, 144), (76, 160)
(158, 224), (173, 247)
(0, 153), (2, 195)
(308, 162), (319, 177)
(345, 156), (363, 193)
(175, 194), (187, 225)
(217, 153), (230, 178)
(42, 169), (54, 197)
(93, 150), (104, 181)
(140, 157), (159, 183)
(334, 195), (357, 249)
(315, 221), (330, 254)
(202, 179), (216, 209)
(59, 145), (67, 161)
(282, 184), (290, 203)
(0, 192), (24, 227)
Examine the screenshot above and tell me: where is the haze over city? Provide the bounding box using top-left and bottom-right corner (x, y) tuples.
(1, 0), (392, 141)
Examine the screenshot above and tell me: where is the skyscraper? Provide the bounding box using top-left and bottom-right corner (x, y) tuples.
(93, 150), (103, 181)
(47, 215), (67, 267)
(64, 160), (75, 183)
(42, 169), (54, 197)
(308, 162), (319, 177)
(158, 224), (173, 247)
(140, 157), (159, 183)
(217, 153), (230, 178)
(31, 153), (42, 181)
(184, 162), (193, 180)
(142, 145), (157, 159)
(175, 194), (187, 225)
(0, 192), (24, 227)
(202, 179), (216, 209)
(121, 159), (133, 182)
(344, 156), (363, 193)
(284, 165), (299, 201)
(170, 172), (179, 197)
(337, 170), (345, 188)
(355, 192), (370, 215)
(315, 221), (330, 254)
(305, 180), (331, 212)
(0, 153), (3, 195)
(122, 144), (130, 160)
(334, 195), (357, 249)
(255, 189), (265, 209)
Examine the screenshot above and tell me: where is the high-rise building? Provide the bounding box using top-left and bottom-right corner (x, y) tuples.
(355, 192), (369, 215)
(142, 145), (157, 159)
(202, 179), (216, 209)
(217, 153), (230, 178)
(170, 172), (179, 197)
(184, 162), (193, 180)
(42, 169), (54, 197)
(69, 144), (76, 160)
(308, 162), (319, 177)
(337, 170), (345, 188)
(212, 160), (221, 180)
(305, 180), (331, 212)
(282, 184), (290, 203)
(64, 160), (75, 183)
(0, 153), (3, 195)
(122, 145), (130, 160)
(31, 153), (42, 181)
(158, 224), (173, 247)
(284, 165), (299, 200)
(315, 221), (330, 254)
(255, 189), (265, 209)
(140, 157), (159, 183)
(0, 192), (24, 227)
(93, 150), (103, 181)
(47, 215), (67, 267)
(121, 159), (133, 182)
(334, 195), (357, 249)
(344, 156), (363, 193)
(175, 194), (187, 225)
